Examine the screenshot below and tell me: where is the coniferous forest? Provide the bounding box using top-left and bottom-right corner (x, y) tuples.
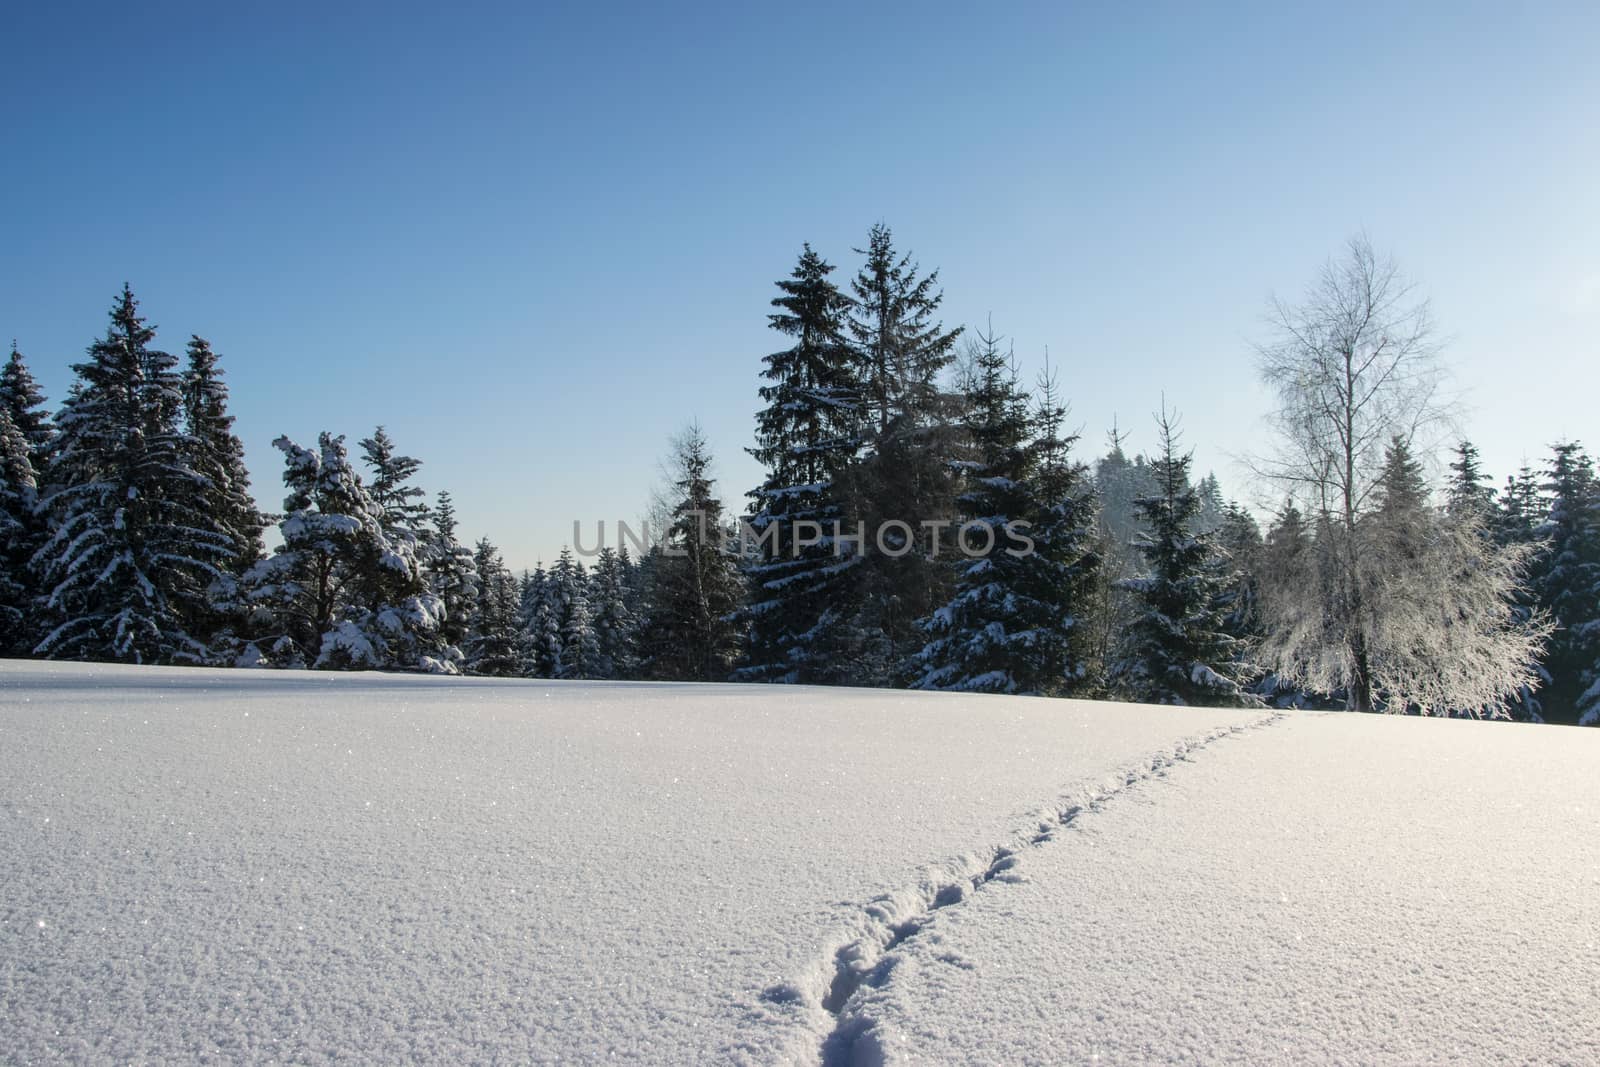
(2, 232), (1596, 725)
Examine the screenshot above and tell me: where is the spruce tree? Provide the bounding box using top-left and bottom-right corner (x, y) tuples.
(1495, 465), (1544, 547)
(1446, 440), (1496, 519)
(1110, 410), (1251, 706)
(913, 330), (1099, 694)
(182, 337), (264, 561)
(0, 410), (39, 653)
(423, 490), (479, 659)
(637, 427), (744, 681)
(589, 546), (637, 679)
(464, 539), (525, 677)
(33, 287), (233, 663)
(842, 225), (965, 683)
(554, 550), (598, 679)
(244, 433), (444, 671)
(0, 342), (51, 468)
(521, 565), (563, 678)
(1532, 442), (1600, 724)
(360, 426), (429, 537)
(741, 244), (864, 683)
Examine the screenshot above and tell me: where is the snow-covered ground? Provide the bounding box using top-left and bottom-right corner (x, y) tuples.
(2, 662), (1595, 1064)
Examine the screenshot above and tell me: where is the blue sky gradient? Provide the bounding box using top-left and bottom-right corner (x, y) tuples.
(3, 1), (1596, 568)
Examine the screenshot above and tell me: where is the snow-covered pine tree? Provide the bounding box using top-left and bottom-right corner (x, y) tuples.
(557, 553), (598, 679)
(423, 490), (479, 662)
(1495, 465), (1543, 546)
(589, 546), (637, 679)
(912, 330), (1099, 694)
(1213, 501), (1264, 681)
(360, 426), (429, 537)
(1446, 440), (1496, 519)
(178, 335), (267, 660)
(1193, 473), (1226, 533)
(182, 336), (265, 570)
(0, 409), (39, 653)
(842, 224), (965, 683)
(1110, 410), (1252, 707)
(740, 244), (864, 684)
(464, 538), (525, 677)
(244, 433), (445, 671)
(1531, 442), (1600, 724)
(33, 287), (234, 664)
(1089, 424), (1156, 680)
(637, 426), (744, 681)
(519, 565), (563, 678)
(1, 343), (52, 469)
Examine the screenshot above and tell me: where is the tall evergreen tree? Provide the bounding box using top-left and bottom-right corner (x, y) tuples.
(741, 244), (864, 683)
(464, 539), (525, 677)
(555, 550), (598, 679)
(0, 342), (51, 468)
(637, 427), (744, 680)
(0, 410), (39, 653)
(589, 546), (637, 679)
(1110, 410), (1252, 707)
(1531, 442), (1600, 724)
(423, 490), (479, 659)
(913, 329), (1099, 694)
(1494, 465), (1544, 547)
(522, 565), (562, 678)
(181, 336), (265, 571)
(33, 287), (233, 663)
(1446, 440), (1496, 519)
(841, 225), (965, 683)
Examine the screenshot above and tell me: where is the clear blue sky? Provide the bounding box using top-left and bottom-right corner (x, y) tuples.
(3, 1), (1596, 570)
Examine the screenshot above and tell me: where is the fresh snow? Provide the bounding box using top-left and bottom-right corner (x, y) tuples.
(2, 661), (1595, 1064)
(834, 713), (1600, 1065)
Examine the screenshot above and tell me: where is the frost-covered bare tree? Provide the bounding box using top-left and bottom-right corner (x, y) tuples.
(1254, 237), (1549, 715)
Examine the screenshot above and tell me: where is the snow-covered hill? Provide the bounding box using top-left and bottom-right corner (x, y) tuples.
(2, 662), (1595, 1064)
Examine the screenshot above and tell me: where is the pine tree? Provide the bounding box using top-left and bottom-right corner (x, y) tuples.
(913, 330), (1099, 694)
(0, 409), (39, 653)
(1495, 465), (1544, 547)
(1193, 473), (1226, 533)
(464, 539), (525, 677)
(522, 565), (563, 678)
(554, 550), (598, 679)
(841, 225), (965, 683)
(1090, 424), (1156, 681)
(741, 244), (864, 683)
(423, 490), (479, 659)
(1214, 501), (1264, 674)
(589, 546), (637, 679)
(359, 426), (429, 537)
(637, 427), (744, 680)
(1446, 440), (1496, 519)
(1110, 410), (1251, 707)
(244, 433), (445, 671)
(179, 333), (265, 660)
(1531, 442), (1600, 724)
(1, 342), (51, 469)
(33, 286), (233, 663)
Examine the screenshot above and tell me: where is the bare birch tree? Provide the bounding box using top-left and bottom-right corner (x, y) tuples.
(1254, 236), (1548, 715)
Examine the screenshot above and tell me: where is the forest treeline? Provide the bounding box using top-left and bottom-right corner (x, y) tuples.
(1, 231), (1594, 724)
